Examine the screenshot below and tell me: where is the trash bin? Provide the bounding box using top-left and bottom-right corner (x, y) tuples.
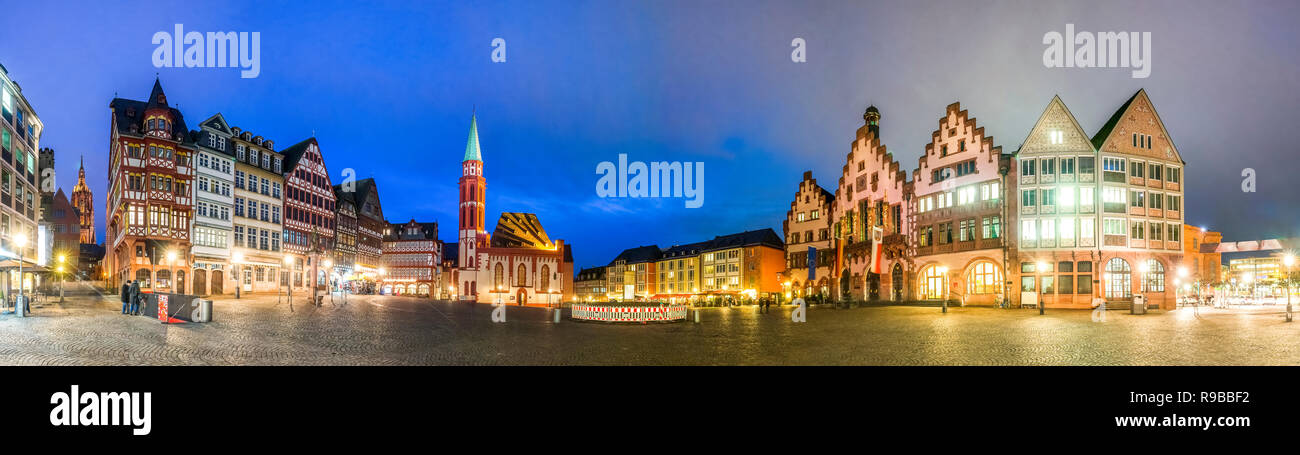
(1131, 295), (1147, 315)
(196, 299), (213, 322)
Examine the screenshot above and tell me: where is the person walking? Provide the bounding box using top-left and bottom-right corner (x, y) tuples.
(120, 280), (131, 314)
(129, 280), (142, 316)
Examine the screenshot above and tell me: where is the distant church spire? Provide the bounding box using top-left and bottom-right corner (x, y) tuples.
(463, 113), (482, 162)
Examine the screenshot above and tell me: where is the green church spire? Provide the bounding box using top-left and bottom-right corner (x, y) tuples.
(463, 114), (482, 162)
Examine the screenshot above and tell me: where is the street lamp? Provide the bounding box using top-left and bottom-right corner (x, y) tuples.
(14, 233), (27, 316)
(283, 254), (295, 305)
(57, 254), (67, 303)
(1284, 254), (1295, 322)
(231, 252), (244, 299)
(1036, 261), (1049, 315)
(937, 265), (950, 313)
(322, 259), (334, 304)
(166, 250), (177, 294)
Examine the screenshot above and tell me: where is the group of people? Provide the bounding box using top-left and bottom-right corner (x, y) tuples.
(119, 280), (143, 315)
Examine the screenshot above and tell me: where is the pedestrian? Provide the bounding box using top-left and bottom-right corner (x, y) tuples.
(129, 280), (142, 316)
(120, 280), (131, 314)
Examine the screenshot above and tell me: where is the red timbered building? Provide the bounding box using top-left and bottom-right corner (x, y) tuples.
(106, 78), (195, 292)
(280, 137), (336, 292)
(381, 219), (440, 297)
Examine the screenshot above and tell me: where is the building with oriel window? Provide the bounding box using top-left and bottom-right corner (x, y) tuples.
(105, 78), (194, 293)
(190, 113), (236, 295)
(831, 105), (913, 302)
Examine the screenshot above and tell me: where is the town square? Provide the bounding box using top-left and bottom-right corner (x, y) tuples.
(0, 0), (1296, 368)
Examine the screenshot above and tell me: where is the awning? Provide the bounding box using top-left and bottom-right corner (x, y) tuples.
(0, 259), (50, 272)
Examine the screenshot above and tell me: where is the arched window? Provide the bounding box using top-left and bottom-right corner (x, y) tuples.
(540, 265), (550, 291)
(919, 265), (946, 300)
(135, 269), (152, 287)
(1142, 259), (1165, 292)
(1105, 258), (1132, 298)
(493, 263), (504, 289)
(966, 262), (1002, 294)
(517, 264), (527, 287)
(156, 269), (171, 289)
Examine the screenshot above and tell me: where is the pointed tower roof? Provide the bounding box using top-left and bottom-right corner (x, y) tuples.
(146, 77), (168, 109)
(464, 114), (482, 162)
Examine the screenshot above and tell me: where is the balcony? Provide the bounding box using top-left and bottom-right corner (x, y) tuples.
(1129, 206), (1145, 216)
(1079, 173), (1095, 183)
(1166, 209), (1180, 219)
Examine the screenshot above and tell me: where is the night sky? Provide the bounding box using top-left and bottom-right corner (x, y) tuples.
(2, 0), (1298, 270)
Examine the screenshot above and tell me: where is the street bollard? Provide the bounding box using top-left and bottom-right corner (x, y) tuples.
(694, 310), (700, 323)
(553, 308), (561, 323)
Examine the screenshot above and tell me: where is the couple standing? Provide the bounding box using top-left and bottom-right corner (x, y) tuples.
(120, 280), (143, 315)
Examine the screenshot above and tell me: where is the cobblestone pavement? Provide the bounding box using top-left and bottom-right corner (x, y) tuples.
(2, 281), (1298, 365)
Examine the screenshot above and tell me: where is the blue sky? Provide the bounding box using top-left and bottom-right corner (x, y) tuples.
(2, 0), (1298, 270)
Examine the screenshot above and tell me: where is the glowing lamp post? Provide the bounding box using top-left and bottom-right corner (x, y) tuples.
(323, 259), (334, 305)
(15, 233), (27, 316)
(57, 254), (67, 303)
(1037, 261), (1049, 315)
(1285, 254), (1295, 322)
(282, 255), (295, 306)
(937, 266), (950, 313)
(165, 250), (178, 293)
(231, 252), (244, 299)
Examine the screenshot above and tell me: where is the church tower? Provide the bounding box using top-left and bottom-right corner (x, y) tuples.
(71, 155), (96, 244)
(457, 114), (487, 298)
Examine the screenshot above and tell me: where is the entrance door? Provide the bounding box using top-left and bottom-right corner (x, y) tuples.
(243, 269), (253, 292)
(892, 264), (904, 301)
(868, 274), (880, 301)
(211, 271), (224, 295)
(517, 288), (528, 306)
(193, 270), (207, 296)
